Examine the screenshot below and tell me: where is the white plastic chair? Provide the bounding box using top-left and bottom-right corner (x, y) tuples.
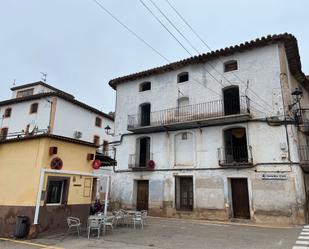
(141, 210), (148, 225)
(102, 216), (115, 235)
(66, 217), (81, 237)
(132, 212), (144, 230)
(87, 218), (101, 239)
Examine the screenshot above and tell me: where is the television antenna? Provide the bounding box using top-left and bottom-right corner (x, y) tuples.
(40, 72), (48, 82)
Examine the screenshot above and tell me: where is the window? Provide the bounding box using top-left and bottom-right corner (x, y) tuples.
(16, 88), (34, 98)
(177, 72), (189, 83)
(4, 108), (12, 118)
(175, 176), (193, 211)
(103, 140), (109, 154)
(223, 127), (248, 164)
(0, 128), (8, 140)
(93, 135), (100, 146)
(95, 117), (102, 127)
(29, 103), (39, 114)
(224, 60), (238, 72)
(139, 82), (151, 92)
(46, 177), (69, 205)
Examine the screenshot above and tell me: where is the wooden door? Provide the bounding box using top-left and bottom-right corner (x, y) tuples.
(136, 180), (149, 211)
(231, 178), (250, 219)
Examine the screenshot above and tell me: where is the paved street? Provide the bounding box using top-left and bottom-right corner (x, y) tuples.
(0, 217), (303, 249)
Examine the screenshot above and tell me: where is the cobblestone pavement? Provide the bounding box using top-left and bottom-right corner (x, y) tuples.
(1, 217), (302, 249)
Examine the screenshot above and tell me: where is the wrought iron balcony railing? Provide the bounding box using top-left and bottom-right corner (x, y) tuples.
(217, 145), (253, 166)
(128, 97), (250, 131)
(128, 153), (153, 170)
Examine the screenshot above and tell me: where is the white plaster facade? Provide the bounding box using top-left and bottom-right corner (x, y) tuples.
(109, 36), (309, 225)
(0, 82), (114, 147)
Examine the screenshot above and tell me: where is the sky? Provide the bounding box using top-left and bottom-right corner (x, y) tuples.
(0, 0), (308, 113)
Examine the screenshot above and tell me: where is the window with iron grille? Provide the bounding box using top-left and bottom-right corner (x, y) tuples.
(224, 60), (238, 72)
(177, 72), (189, 83)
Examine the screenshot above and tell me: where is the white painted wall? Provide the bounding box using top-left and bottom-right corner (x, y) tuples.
(110, 43), (307, 224)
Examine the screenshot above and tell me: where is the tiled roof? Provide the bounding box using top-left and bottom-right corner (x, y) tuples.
(0, 133), (98, 147)
(11, 81), (75, 98)
(109, 33), (309, 90)
(0, 92), (114, 121)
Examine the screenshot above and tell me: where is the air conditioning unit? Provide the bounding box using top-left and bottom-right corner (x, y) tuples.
(74, 131), (82, 139)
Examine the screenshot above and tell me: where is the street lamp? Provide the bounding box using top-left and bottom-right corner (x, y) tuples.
(104, 125), (112, 135)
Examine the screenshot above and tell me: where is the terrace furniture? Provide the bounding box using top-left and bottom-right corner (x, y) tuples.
(66, 217), (81, 237)
(132, 212), (144, 230)
(102, 216), (115, 235)
(87, 217), (101, 239)
(141, 210), (148, 225)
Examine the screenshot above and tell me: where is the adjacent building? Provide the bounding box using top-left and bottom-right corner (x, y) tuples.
(0, 82), (114, 237)
(109, 34), (309, 225)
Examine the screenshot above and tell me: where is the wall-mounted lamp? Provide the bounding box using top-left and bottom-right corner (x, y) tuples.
(104, 125), (113, 135)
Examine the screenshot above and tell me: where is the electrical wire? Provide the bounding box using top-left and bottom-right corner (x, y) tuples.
(140, 0), (271, 115)
(92, 0), (170, 63)
(164, 0), (274, 112)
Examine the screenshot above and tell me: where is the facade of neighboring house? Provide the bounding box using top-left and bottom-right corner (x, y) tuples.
(0, 82), (114, 154)
(109, 34), (309, 225)
(0, 134), (99, 237)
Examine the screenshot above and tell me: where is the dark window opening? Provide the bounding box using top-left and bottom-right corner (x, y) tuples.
(30, 103), (39, 114)
(0, 128), (8, 140)
(140, 103), (151, 127)
(4, 108), (12, 118)
(177, 72), (189, 83)
(224, 128), (248, 163)
(103, 140), (109, 155)
(95, 117), (102, 127)
(46, 177), (69, 205)
(16, 88), (34, 98)
(139, 82), (151, 92)
(224, 60), (238, 72)
(175, 176), (193, 211)
(93, 135), (100, 146)
(223, 86), (240, 115)
(139, 137), (150, 167)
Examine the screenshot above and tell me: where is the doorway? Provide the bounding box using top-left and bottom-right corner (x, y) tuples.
(223, 86), (240, 115)
(140, 103), (151, 126)
(138, 137), (150, 167)
(224, 128), (248, 163)
(230, 178), (250, 219)
(136, 180), (149, 211)
(175, 176), (193, 211)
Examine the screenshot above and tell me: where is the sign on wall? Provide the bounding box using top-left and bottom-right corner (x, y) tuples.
(261, 173), (287, 180)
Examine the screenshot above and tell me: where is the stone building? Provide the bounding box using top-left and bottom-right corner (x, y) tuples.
(108, 34), (309, 225)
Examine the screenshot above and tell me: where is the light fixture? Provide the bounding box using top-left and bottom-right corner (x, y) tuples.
(104, 125), (111, 135)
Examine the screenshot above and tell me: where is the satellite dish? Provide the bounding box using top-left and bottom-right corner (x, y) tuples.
(28, 121), (37, 135)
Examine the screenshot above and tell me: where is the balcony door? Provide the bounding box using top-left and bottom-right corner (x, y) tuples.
(139, 137), (150, 167)
(224, 128), (248, 163)
(223, 86), (240, 115)
(140, 103), (151, 126)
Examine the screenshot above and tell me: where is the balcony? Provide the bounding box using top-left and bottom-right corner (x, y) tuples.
(96, 148), (117, 167)
(128, 153), (154, 171)
(217, 145), (253, 166)
(127, 97), (251, 133)
(295, 109), (309, 135)
(0, 129), (48, 141)
(298, 145), (309, 172)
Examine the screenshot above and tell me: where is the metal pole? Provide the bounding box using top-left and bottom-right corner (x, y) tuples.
(104, 176), (110, 216)
(34, 168), (45, 224)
